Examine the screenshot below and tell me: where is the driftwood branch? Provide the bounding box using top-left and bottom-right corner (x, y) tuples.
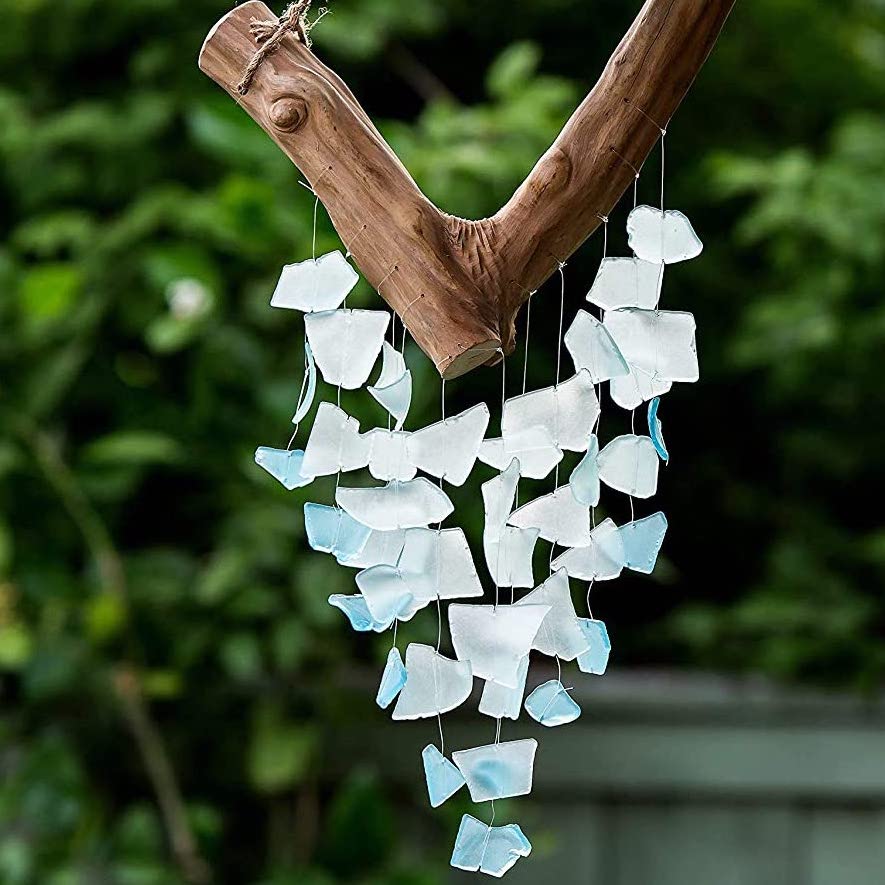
(199, 0), (735, 378)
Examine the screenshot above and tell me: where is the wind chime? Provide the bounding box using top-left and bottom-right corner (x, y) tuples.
(200, 0), (734, 876)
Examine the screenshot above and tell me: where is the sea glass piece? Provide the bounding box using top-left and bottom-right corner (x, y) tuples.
(449, 604), (550, 688)
(301, 403), (371, 477)
(483, 526), (539, 588)
(479, 655), (530, 721)
(405, 404), (490, 486)
(363, 429), (416, 482)
(524, 679), (581, 727)
(422, 744), (466, 808)
(481, 459), (520, 540)
(368, 342), (412, 431)
(392, 643), (473, 720)
(270, 250), (358, 312)
(586, 256), (664, 310)
(336, 479), (453, 531)
(452, 738), (538, 802)
(647, 396), (669, 462)
(254, 447), (314, 490)
(597, 434), (660, 499)
(304, 503), (371, 560)
(508, 486), (592, 547)
(610, 367), (672, 410)
(564, 310), (630, 382)
(569, 434), (600, 507)
(337, 529), (404, 569)
(479, 425), (562, 480)
(627, 205), (703, 264)
(376, 647), (408, 709)
(304, 308), (389, 389)
(576, 619), (611, 675)
(356, 565), (420, 623)
(551, 517), (626, 581)
(515, 570), (588, 660)
(450, 814), (532, 878)
(619, 511), (668, 573)
(501, 370), (600, 452)
(604, 308), (699, 383)
(397, 527), (483, 603)
(327, 594), (392, 632)
(291, 339), (317, 425)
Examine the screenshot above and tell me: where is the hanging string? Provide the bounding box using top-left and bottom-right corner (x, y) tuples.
(494, 350), (506, 611)
(391, 618), (398, 650)
(550, 264), (566, 571)
(586, 578), (595, 619)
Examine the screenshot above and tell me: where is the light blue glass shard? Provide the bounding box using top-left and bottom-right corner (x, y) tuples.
(301, 402), (371, 477)
(356, 565), (419, 623)
(270, 250), (359, 312)
(627, 205), (703, 265)
(452, 738), (538, 802)
(482, 459), (520, 541)
(569, 434), (600, 507)
(604, 308), (699, 383)
(610, 366), (672, 410)
(397, 527), (483, 603)
(619, 511), (668, 574)
(336, 528), (405, 569)
(587, 256), (664, 310)
(304, 308), (389, 389)
(524, 679), (581, 727)
(514, 570), (588, 661)
(483, 525), (539, 588)
(368, 342), (412, 431)
(479, 655), (529, 721)
(405, 403), (490, 486)
(564, 309), (630, 382)
(422, 744), (466, 808)
(376, 647), (408, 709)
(327, 594), (392, 633)
(392, 643), (473, 720)
(291, 339), (317, 425)
(479, 425), (562, 480)
(363, 429), (417, 482)
(336, 478), (454, 531)
(254, 447), (314, 490)
(551, 517), (625, 581)
(647, 396), (669, 462)
(304, 503), (371, 560)
(576, 619), (611, 675)
(597, 434), (659, 499)
(508, 486), (592, 547)
(450, 814), (532, 878)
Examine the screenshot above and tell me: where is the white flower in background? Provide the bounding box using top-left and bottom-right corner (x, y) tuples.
(166, 278), (211, 320)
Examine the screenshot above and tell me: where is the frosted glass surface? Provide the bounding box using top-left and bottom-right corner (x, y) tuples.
(368, 342), (411, 430)
(397, 527), (483, 603)
(483, 526), (539, 588)
(336, 528), (405, 569)
(304, 308), (389, 389)
(291, 340), (317, 425)
(450, 814), (532, 878)
(376, 647), (408, 709)
(301, 403), (371, 476)
(392, 643), (473, 720)
(304, 503), (371, 560)
(627, 205), (703, 264)
(479, 655), (529, 721)
(524, 679), (581, 727)
(564, 310), (630, 382)
(327, 593), (392, 632)
(576, 619), (611, 675)
(449, 604), (550, 688)
(515, 570), (588, 661)
(355, 565), (420, 623)
(586, 256), (664, 310)
(254, 447), (313, 490)
(363, 429), (416, 482)
(619, 511), (668, 574)
(647, 396), (669, 462)
(270, 250), (358, 312)
(605, 308), (699, 383)
(336, 479), (453, 531)
(422, 744), (466, 808)
(481, 459), (520, 540)
(597, 434), (660, 498)
(405, 403), (489, 486)
(610, 367), (672, 410)
(452, 738), (538, 802)
(479, 426), (562, 480)
(551, 517), (625, 581)
(508, 486), (592, 547)
(569, 434), (600, 507)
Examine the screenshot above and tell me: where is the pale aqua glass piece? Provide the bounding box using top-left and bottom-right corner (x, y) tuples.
(627, 205), (703, 264)
(363, 429), (417, 482)
(450, 814), (532, 878)
(610, 367), (672, 410)
(304, 308), (389, 389)
(515, 569), (589, 661)
(270, 250), (358, 312)
(337, 528), (405, 569)
(452, 738), (538, 802)
(397, 527), (483, 603)
(304, 503), (371, 559)
(449, 604), (550, 688)
(576, 619), (611, 675)
(508, 486), (592, 547)
(254, 447), (314, 490)
(551, 517), (625, 581)
(481, 459), (520, 539)
(392, 643), (473, 720)
(524, 679), (581, 726)
(301, 403), (371, 477)
(502, 370), (600, 452)
(376, 647), (408, 708)
(422, 744), (466, 808)
(368, 342), (412, 431)
(327, 593), (392, 632)
(483, 526), (539, 589)
(479, 425), (562, 480)
(605, 308), (699, 383)
(405, 403), (490, 486)
(564, 310), (630, 382)
(587, 256), (664, 310)
(647, 396), (669, 462)
(569, 434), (600, 507)
(479, 655), (529, 720)
(356, 565), (420, 623)
(291, 339), (317, 425)
(597, 434), (660, 499)
(336, 478), (453, 531)
(619, 511), (668, 574)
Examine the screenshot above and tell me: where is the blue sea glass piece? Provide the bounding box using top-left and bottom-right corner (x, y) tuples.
(270, 250), (358, 312)
(304, 503), (371, 560)
(336, 528), (405, 569)
(422, 744), (466, 808)
(647, 396), (669, 462)
(576, 619), (611, 675)
(291, 339), (317, 425)
(569, 434), (600, 506)
(450, 814), (532, 878)
(619, 511), (668, 574)
(452, 738), (538, 802)
(254, 447), (314, 490)
(524, 679), (581, 727)
(564, 309), (630, 382)
(376, 647), (408, 709)
(551, 517), (625, 581)
(327, 594), (392, 633)
(479, 655), (530, 721)
(356, 565), (419, 623)
(627, 205), (703, 265)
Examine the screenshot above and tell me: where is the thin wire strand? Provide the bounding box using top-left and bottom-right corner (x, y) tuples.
(494, 350), (506, 610)
(549, 265), (566, 570)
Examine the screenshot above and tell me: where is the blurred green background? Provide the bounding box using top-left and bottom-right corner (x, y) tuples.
(2, 0), (885, 882)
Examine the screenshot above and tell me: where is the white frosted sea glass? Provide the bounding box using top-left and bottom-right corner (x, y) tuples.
(479, 425), (562, 480)
(569, 434), (600, 507)
(355, 565), (420, 623)
(450, 814), (532, 878)
(576, 619), (611, 675)
(610, 365), (673, 410)
(291, 339), (317, 425)
(327, 593), (392, 632)
(304, 504), (371, 560)
(479, 655), (529, 721)
(336, 478), (453, 531)
(363, 429), (416, 482)
(508, 486), (592, 547)
(627, 205), (703, 264)
(405, 403), (489, 486)
(524, 679), (581, 727)
(586, 256), (664, 310)
(304, 308), (389, 389)
(515, 570), (588, 661)
(301, 403), (371, 477)
(397, 527), (483, 603)
(368, 342), (412, 430)
(452, 739), (538, 802)
(551, 517), (625, 582)
(481, 459), (520, 541)
(483, 526), (539, 589)
(376, 647), (408, 709)
(392, 643), (473, 720)
(604, 308), (699, 383)
(597, 434), (660, 498)
(647, 396), (669, 462)
(619, 511), (668, 573)
(270, 250), (359, 312)
(564, 310), (630, 382)
(336, 528), (405, 569)
(254, 447), (314, 490)
(422, 744), (466, 808)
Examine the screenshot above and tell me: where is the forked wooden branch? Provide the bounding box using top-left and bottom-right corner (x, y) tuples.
(200, 0), (735, 378)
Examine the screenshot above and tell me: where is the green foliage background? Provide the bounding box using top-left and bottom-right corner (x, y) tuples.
(1, 0), (884, 881)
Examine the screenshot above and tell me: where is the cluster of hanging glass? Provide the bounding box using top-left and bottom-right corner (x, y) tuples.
(255, 203), (701, 877)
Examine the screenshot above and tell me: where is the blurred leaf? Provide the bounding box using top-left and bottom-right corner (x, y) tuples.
(248, 706), (316, 794)
(80, 431), (184, 467)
